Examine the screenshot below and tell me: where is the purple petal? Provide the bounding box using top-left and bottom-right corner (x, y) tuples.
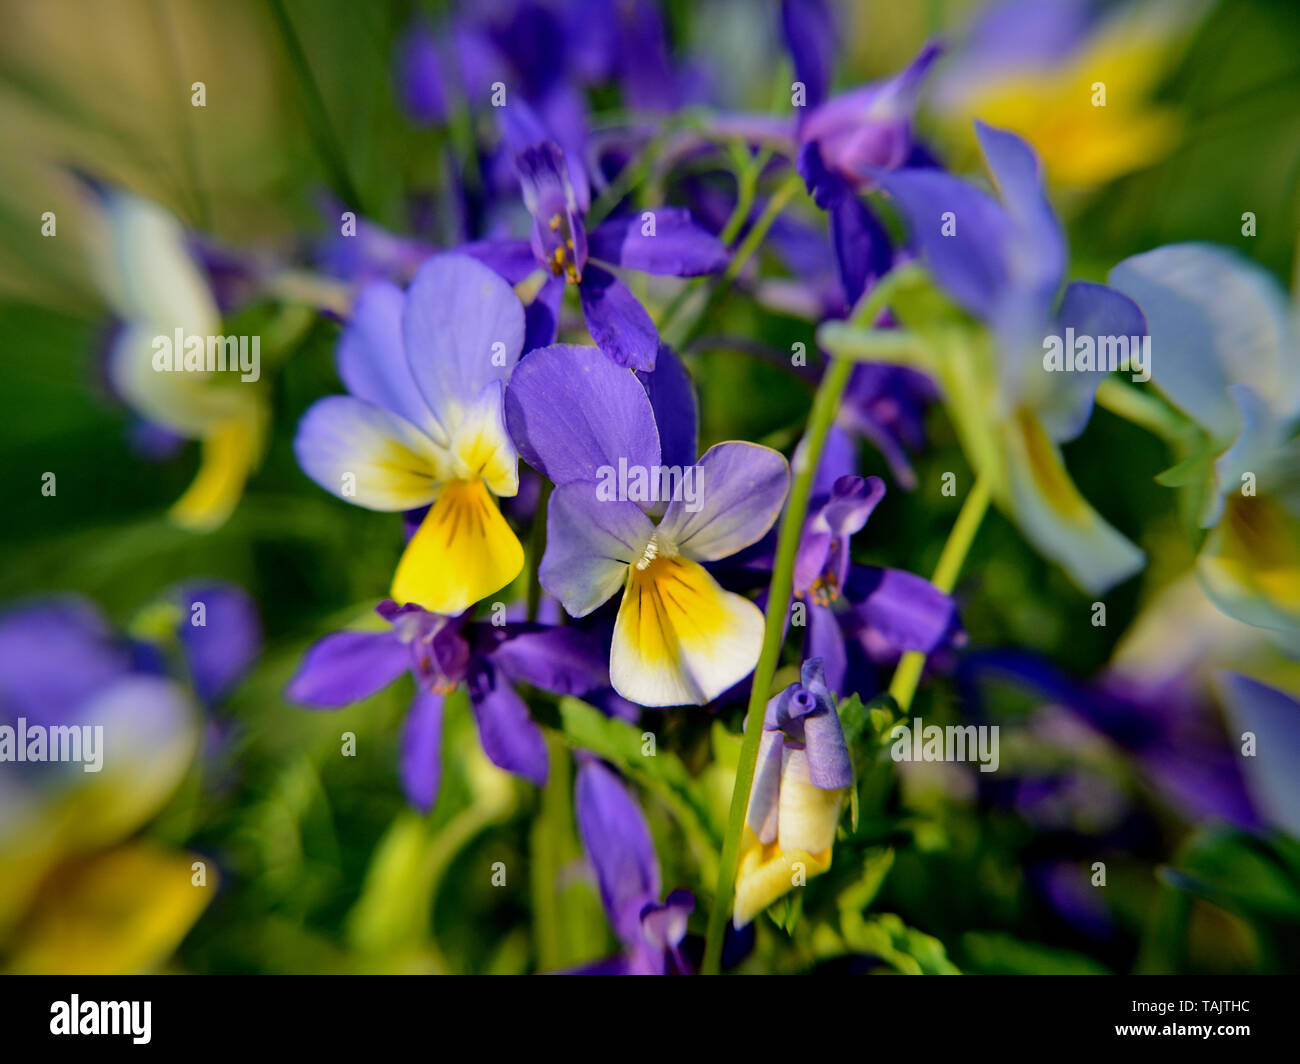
(524, 274), (565, 353)
(781, 0), (835, 109)
(488, 626), (610, 695)
(402, 253), (525, 433)
(396, 21), (447, 125)
(399, 689), (445, 811)
(1216, 672), (1300, 836)
(469, 665), (548, 785)
(844, 566), (961, 656)
(795, 474), (885, 594)
(578, 266), (660, 371)
(338, 281), (442, 438)
(973, 121), (1064, 315)
(286, 630), (410, 707)
(575, 758), (660, 944)
(461, 238), (538, 285)
(636, 345), (698, 470)
(505, 343), (661, 485)
(656, 442), (790, 563)
(802, 705), (853, 790)
(0, 597), (130, 725)
(746, 728), (784, 844)
(829, 193), (892, 307)
(806, 601), (849, 696)
(587, 208), (727, 277)
(540, 484), (654, 616)
(1041, 281), (1147, 441)
(874, 166), (1012, 319)
(174, 583), (262, 704)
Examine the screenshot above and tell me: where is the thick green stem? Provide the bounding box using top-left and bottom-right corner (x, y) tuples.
(887, 476), (991, 713)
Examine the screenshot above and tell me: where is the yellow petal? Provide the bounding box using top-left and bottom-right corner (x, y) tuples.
(1199, 493), (1300, 633)
(999, 409), (1144, 594)
(733, 825), (832, 929)
(610, 554), (763, 706)
(6, 843), (216, 974)
(390, 478), (524, 614)
(169, 414), (263, 531)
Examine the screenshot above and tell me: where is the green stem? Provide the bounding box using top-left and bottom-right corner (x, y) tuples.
(887, 476), (991, 713)
(700, 363), (855, 974)
(700, 269), (918, 973)
(1094, 377), (1188, 443)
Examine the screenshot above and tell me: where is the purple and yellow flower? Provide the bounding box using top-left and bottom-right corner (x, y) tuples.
(85, 185), (269, 531)
(928, 0), (1207, 187)
(468, 104), (728, 371)
(1110, 243), (1300, 645)
(792, 454), (962, 695)
(287, 601), (609, 810)
(573, 757), (694, 974)
(825, 123), (1147, 594)
(506, 343), (788, 706)
(0, 593), (252, 971)
(734, 658), (851, 927)
(295, 252), (528, 615)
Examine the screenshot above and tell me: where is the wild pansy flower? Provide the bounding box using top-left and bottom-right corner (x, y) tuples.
(468, 102), (728, 371)
(791, 451), (962, 696)
(295, 253), (528, 615)
(1109, 243), (1300, 645)
(572, 757), (694, 974)
(0, 596), (220, 971)
(506, 343), (789, 706)
(928, 0), (1207, 186)
(734, 658), (851, 928)
(287, 601), (609, 810)
(778, 0), (941, 307)
(84, 184), (268, 531)
(826, 122), (1147, 594)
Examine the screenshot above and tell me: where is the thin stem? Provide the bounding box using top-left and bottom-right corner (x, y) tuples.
(1094, 377), (1188, 444)
(700, 353), (854, 974)
(887, 476), (991, 713)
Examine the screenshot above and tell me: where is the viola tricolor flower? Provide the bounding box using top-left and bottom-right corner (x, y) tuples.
(85, 184), (268, 531)
(781, 0), (942, 308)
(827, 122), (1148, 594)
(467, 103), (728, 371)
(792, 452), (962, 695)
(1109, 243), (1300, 644)
(573, 757), (694, 974)
(506, 343), (789, 706)
(295, 252), (528, 615)
(734, 658), (851, 928)
(0, 595), (230, 971)
(929, 0), (1205, 187)
(288, 601), (609, 810)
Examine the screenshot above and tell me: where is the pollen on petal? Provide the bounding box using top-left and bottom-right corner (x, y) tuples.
(390, 478), (524, 614)
(609, 554), (763, 707)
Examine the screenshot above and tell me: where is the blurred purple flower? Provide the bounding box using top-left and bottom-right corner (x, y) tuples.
(287, 602), (609, 811)
(573, 757), (693, 974)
